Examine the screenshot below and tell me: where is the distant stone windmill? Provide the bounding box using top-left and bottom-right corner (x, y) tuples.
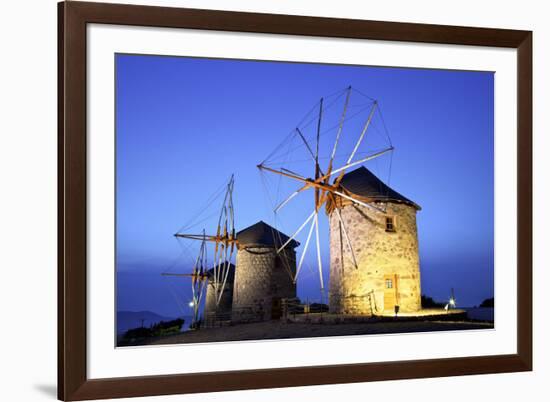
(162, 175), (237, 327)
(161, 233), (208, 328)
(231, 221), (299, 322)
(203, 261), (235, 326)
(258, 86), (422, 315)
(165, 173), (300, 326)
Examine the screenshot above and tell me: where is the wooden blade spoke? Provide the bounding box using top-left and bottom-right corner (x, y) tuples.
(215, 244), (227, 305)
(328, 86), (352, 174)
(257, 164), (309, 185)
(274, 184), (308, 213)
(217, 247), (235, 304)
(331, 147), (394, 180)
(347, 101), (377, 164)
(213, 244), (223, 296)
(228, 175), (235, 231)
(277, 209), (316, 253)
(261, 147), (392, 194)
(174, 233), (216, 241)
(293, 128), (326, 179)
(196, 280), (206, 322)
(334, 206), (358, 269)
(294, 215), (316, 283)
(316, 98), (323, 164)
(314, 212), (324, 291)
(281, 167), (306, 179)
(296, 127), (316, 162)
(334, 190), (386, 213)
(217, 255), (229, 304)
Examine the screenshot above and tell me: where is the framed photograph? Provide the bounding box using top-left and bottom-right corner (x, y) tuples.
(58, 1), (532, 400)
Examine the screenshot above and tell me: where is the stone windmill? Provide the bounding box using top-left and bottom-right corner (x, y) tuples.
(326, 166), (421, 315)
(231, 221), (299, 322)
(203, 262), (235, 326)
(162, 175), (237, 327)
(161, 232), (208, 328)
(258, 86), (422, 315)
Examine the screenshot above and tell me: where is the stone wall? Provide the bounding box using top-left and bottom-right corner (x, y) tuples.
(232, 247), (296, 322)
(204, 278), (233, 327)
(328, 202), (421, 315)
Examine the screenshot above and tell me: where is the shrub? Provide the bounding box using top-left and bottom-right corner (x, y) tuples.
(479, 297), (494, 308)
(123, 318), (185, 341)
(421, 295), (444, 308)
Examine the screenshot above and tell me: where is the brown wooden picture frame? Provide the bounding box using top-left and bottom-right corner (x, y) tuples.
(58, 1), (532, 400)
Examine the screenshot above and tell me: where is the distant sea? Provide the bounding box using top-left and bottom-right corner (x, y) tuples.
(463, 307), (494, 322)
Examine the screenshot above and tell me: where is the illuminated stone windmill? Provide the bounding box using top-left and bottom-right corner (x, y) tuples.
(326, 166), (422, 315)
(258, 86), (422, 315)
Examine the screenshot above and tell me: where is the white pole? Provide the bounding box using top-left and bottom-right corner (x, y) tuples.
(329, 147), (393, 178)
(217, 246), (235, 305)
(329, 87), (352, 162)
(334, 207), (358, 269)
(347, 102), (377, 164)
(314, 212), (324, 292)
(334, 190), (385, 213)
(294, 216), (316, 282)
(277, 209), (316, 253)
(275, 188), (302, 213)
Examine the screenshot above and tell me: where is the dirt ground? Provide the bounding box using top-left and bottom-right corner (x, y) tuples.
(123, 318), (493, 346)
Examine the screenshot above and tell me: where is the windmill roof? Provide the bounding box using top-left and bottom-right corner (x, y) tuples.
(237, 221), (300, 249)
(338, 166), (420, 210)
(206, 262), (236, 283)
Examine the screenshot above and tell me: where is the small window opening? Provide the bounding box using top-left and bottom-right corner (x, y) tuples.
(385, 216), (396, 232)
(385, 279), (393, 289)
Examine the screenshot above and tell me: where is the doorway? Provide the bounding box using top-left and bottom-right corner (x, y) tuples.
(271, 298), (282, 319)
(383, 274), (398, 311)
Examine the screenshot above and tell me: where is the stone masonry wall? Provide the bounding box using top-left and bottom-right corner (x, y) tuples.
(232, 247), (296, 322)
(329, 202), (421, 315)
(204, 278), (233, 326)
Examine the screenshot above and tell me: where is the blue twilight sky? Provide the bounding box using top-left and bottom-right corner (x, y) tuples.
(116, 54), (494, 318)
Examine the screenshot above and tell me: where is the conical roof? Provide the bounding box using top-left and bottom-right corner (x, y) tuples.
(237, 221), (300, 249)
(206, 262), (236, 283)
(338, 166), (420, 210)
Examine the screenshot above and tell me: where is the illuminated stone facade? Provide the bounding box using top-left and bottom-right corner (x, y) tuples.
(327, 167), (421, 315)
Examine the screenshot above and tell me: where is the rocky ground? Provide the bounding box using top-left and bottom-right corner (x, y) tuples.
(120, 317), (493, 347)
